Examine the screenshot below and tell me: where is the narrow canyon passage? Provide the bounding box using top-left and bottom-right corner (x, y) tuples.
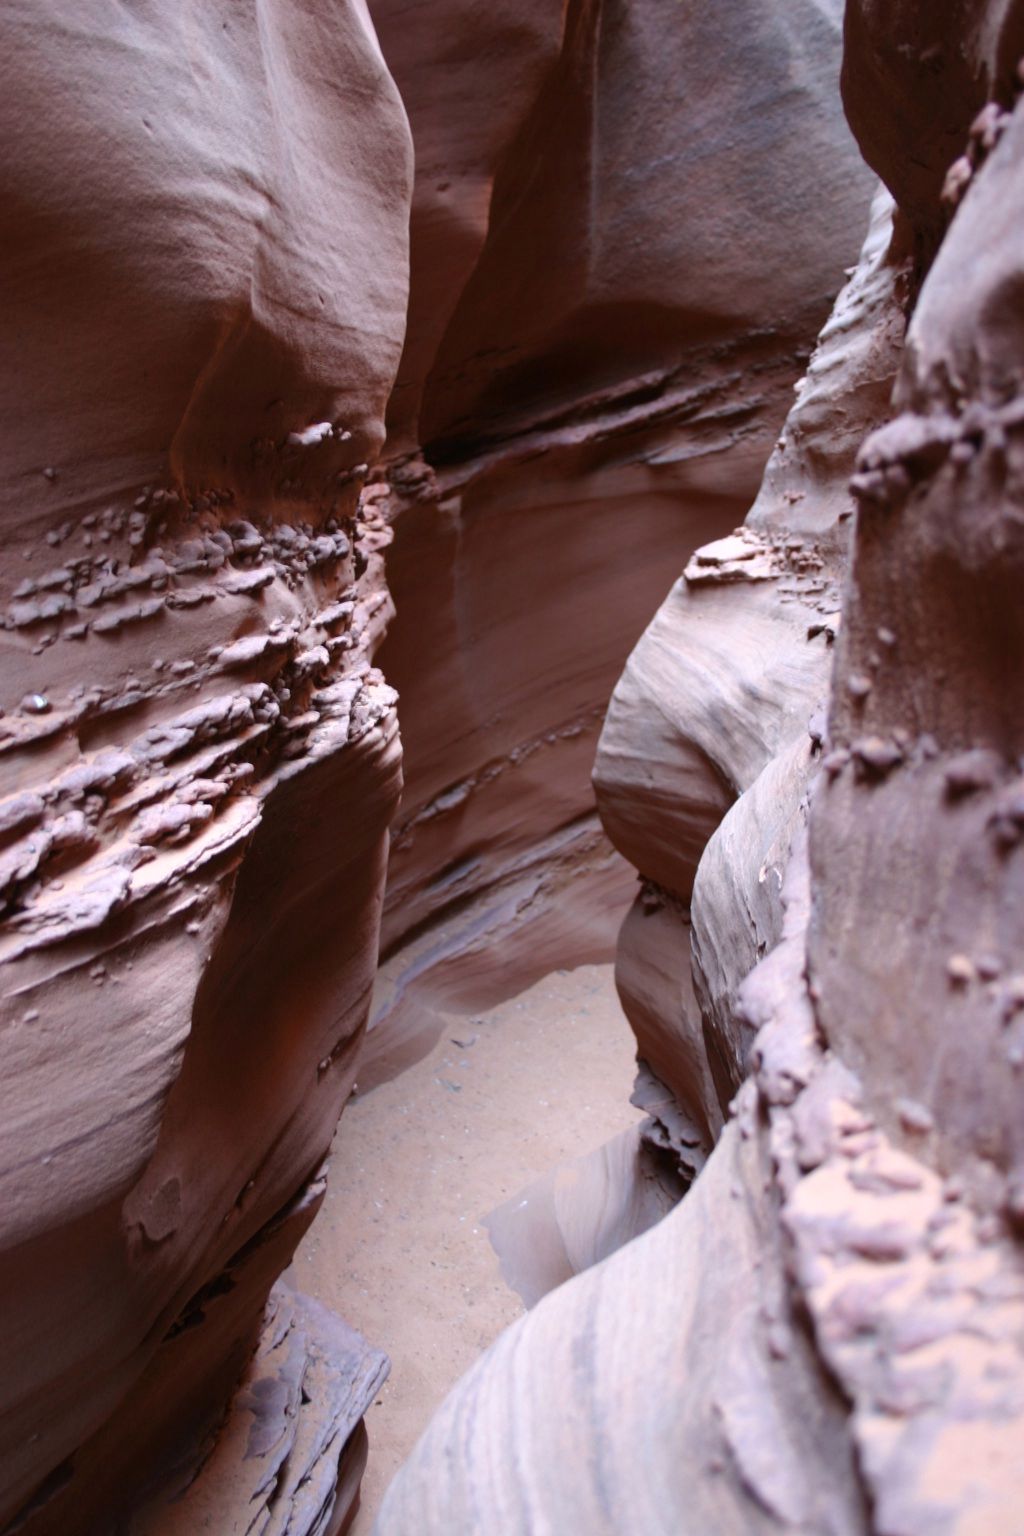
(293, 963), (644, 1532)
(4, 3), (1023, 1532)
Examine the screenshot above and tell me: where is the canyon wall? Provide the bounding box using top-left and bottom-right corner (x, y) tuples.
(356, 0), (874, 1087)
(6, 0), (1021, 1532)
(377, 5), (1024, 1533)
(0, 5), (410, 1533)
(0, 1), (868, 1528)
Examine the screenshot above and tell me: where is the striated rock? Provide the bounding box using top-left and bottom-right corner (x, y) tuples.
(128, 1282), (389, 1536)
(0, 4), (411, 1532)
(360, 0), (875, 1082)
(483, 1120), (684, 1310)
(2, 1), (873, 1525)
(378, 1109), (867, 1536)
(614, 891), (723, 1183)
(376, 157), (904, 1536)
(360, 814), (630, 1091)
(594, 185), (903, 1149)
(690, 733), (813, 1110)
(378, 6), (1024, 1531)
(7, 0), (1024, 1531)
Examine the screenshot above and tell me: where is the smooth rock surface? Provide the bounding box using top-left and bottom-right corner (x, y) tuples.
(362, 0), (875, 1077)
(7, 1), (1024, 1532)
(594, 185), (903, 1154)
(378, 7), (1024, 1530)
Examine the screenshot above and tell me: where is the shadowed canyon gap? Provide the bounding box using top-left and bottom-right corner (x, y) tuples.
(0, 1), (1022, 1533)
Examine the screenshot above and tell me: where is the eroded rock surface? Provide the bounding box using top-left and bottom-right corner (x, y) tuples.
(595, 184), (904, 1179)
(357, 0), (874, 1086)
(376, 5), (1024, 1532)
(0, 5), (410, 1531)
(128, 1281), (389, 1536)
(7, 1), (1024, 1532)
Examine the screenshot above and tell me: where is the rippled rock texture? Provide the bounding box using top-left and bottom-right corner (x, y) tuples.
(593, 184), (903, 1182)
(377, 4), (1024, 1533)
(357, 0), (873, 1085)
(7, 0), (1021, 1532)
(0, 5), (409, 1532)
(0, 0), (868, 1527)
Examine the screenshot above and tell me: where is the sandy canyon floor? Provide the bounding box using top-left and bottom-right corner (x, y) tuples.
(293, 963), (644, 1532)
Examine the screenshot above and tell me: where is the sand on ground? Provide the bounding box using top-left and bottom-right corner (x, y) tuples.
(292, 962), (642, 1533)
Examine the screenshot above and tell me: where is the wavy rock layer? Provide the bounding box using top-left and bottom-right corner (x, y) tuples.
(0, 5), (410, 1532)
(376, 5), (1024, 1531)
(7, 1), (1022, 1533)
(357, 0), (874, 1084)
(595, 184), (903, 1172)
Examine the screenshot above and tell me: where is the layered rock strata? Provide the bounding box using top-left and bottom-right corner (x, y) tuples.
(357, 0), (874, 1086)
(128, 1281), (389, 1536)
(0, 5), (410, 1531)
(594, 185), (904, 1180)
(7, 1), (1022, 1532)
(377, 7), (1024, 1532)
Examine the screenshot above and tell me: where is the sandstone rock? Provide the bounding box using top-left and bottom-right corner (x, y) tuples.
(0, 4), (411, 1530)
(842, 0), (1024, 253)
(378, 7), (1024, 1531)
(594, 186), (903, 1144)
(483, 1120), (683, 1310)
(377, 1113), (866, 1536)
(366, 0), (875, 1079)
(808, 68), (1024, 1234)
(128, 1282), (388, 1536)
(7, 0), (1023, 1532)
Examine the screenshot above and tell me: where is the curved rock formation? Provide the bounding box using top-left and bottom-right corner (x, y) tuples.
(7, 1), (1023, 1532)
(4, 1), (877, 1525)
(376, 5), (1024, 1531)
(595, 184), (903, 1171)
(0, 5), (410, 1532)
(357, 0), (874, 1087)
(842, 0), (1024, 255)
(375, 187), (900, 1536)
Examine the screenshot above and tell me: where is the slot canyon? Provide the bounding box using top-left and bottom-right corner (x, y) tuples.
(1, 1), (1023, 1532)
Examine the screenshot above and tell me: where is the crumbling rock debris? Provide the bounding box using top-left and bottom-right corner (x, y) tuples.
(683, 529), (779, 586)
(0, 3), (410, 1532)
(128, 1282), (388, 1536)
